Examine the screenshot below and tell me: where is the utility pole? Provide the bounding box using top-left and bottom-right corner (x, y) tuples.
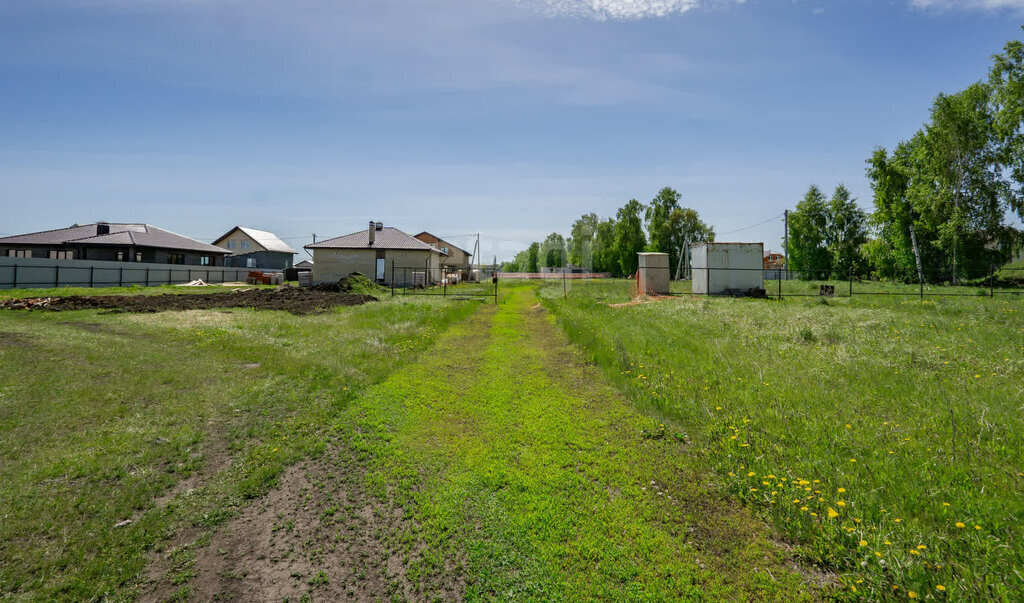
(783, 210), (789, 276)
(306, 233), (317, 259)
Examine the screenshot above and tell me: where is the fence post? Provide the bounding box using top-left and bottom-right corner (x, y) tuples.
(119, 267), (123, 287)
(54, 265), (60, 288)
(494, 275), (498, 304)
(90, 266), (94, 288)
(391, 260), (395, 298)
(778, 270), (782, 299)
(146, 268), (150, 287)
(12, 264), (17, 289)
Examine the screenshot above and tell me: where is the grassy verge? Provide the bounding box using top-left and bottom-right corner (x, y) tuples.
(337, 283), (819, 600)
(542, 279), (1024, 600)
(0, 296), (480, 599)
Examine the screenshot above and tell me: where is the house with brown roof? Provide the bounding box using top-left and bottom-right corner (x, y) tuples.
(213, 226), (296, 270)
(414, 232), (473, 279)
(305, 222), (445, 286)
(0, 222), (230, 266)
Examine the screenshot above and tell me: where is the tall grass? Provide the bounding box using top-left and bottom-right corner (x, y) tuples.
(542, 280), (1024, 600)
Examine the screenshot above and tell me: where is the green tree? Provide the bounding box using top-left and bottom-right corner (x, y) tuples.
(788, 185), (831, 278)
(614, 199), (646, 277)
(643, 187), (715, 276)
(568, 213), (599, 268)
(990, 28), (1024, 210)
(827, 184), (869, 278)
(526, 242), (540, 273)
(540, 233), (567, 268)
(593, 218), (617, 275)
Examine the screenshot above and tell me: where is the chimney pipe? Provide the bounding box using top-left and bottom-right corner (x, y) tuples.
(368, 221), (375, 246)
(97, 221), (110, 235)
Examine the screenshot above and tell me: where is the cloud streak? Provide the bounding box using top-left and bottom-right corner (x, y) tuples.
(909, 0), (1024, 10)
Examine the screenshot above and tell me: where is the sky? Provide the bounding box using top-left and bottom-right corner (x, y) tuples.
(1, 0), (1022, 262)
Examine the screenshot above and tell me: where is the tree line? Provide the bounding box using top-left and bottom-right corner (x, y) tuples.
(788, 30), (1024, 283)
(503, 187), (714, 277)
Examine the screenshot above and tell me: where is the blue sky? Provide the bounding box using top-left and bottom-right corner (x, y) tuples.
(1, 0), (1021, 261)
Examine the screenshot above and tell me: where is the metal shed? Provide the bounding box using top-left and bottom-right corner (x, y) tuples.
(637, 252), (670, 295)
(691, 242), (765, 296)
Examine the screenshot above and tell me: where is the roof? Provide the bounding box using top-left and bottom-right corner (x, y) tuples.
(214, 226), (296, 254)
(306, 226), (442, 252)
(0, 223), (230, 254)
(414, 232), (471, 256)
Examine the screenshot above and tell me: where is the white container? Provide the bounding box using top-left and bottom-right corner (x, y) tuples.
(691, 242), (764, 295)
(637, 252), (670, 295)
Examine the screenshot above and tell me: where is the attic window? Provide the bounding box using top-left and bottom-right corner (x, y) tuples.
(226, 241), (236, 250)
(241, 240), (250, 250)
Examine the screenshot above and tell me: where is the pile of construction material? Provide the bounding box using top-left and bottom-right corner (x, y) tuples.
(246, 271), (284, 285)
(0, 297), (56, 310)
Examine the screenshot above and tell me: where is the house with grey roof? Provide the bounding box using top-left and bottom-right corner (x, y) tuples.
(305, 221), (445, 286)
(213, 226), (296, 270)
(0, 222), (230, 266)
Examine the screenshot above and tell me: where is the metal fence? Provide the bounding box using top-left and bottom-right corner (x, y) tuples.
(0, 257), (253, 289)
(632, 264), (1024, 299)
(390, 264), (498, 303)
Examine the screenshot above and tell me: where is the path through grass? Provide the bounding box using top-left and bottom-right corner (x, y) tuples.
(337, 283), (820, 600)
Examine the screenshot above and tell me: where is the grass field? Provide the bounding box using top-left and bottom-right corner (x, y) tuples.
(1, 280), (1021, 600)
(542, 280), (1024, 600)
(0, 295), (477, 599)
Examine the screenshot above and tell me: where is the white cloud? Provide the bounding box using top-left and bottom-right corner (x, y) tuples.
(909, 0), (1024, 10)
(520, 0), (717, 20)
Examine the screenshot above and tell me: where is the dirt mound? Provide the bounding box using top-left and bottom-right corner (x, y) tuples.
(1, 288), (376, 315)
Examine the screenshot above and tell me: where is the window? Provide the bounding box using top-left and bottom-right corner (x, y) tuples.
(48, 250), (73, 259)
(226, 241), (236, 250)
(246, 257), (254, 268)
(168, 253), (185, 265)
(200, 256), (212, 266)
(8, 249), (31, 258)
(117, 251), (125, 261)
(241, 240), (250, 251)
(136, 252), (143, 262)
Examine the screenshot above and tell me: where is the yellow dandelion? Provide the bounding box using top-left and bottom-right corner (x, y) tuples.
(748, 471), (756, 477)
(874, 551), (882, 557)
(909, 591), (918, 599)
(838, 487), (846, 493)
(917, 545), (927, 550)
(827, 507), (839, 518)
(975, 525), (981, 530)
(800, 506), (809, 511)
(837, 500), (847, 507)
(955, 522), (965, 529)
(936, 585), (946, 592)
(859, 540), (867, 547)
(910, 549), (920, 556)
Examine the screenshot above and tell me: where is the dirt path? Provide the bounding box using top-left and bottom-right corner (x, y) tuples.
(169, 286), (823, 601)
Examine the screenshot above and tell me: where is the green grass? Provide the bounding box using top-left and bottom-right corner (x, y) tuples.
(335, 284), (818, 600)
(0, 296), (478, 599)
(542, 279), (1024, 600)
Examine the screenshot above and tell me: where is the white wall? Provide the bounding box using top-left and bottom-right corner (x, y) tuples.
(691, 243), (764, 294)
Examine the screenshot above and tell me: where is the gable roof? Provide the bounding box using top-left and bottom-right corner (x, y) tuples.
(214, 226), (296, 254)
(414, 232), (471, 257)
(306, 226), (443, 253)
(0, 223), (229, 254)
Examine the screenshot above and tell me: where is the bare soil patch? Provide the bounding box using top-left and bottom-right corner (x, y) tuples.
(0, 331), (34, 347)
(143, 446), (429, 603)
(0, 288), (376, 315)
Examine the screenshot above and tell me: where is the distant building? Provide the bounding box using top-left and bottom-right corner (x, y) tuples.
(414, 232), (473, 279)
(306, 222), (445, 286)
(0, 222), (229, 266)
(763, 251), (785, 269)
(213, 226), (296, 270)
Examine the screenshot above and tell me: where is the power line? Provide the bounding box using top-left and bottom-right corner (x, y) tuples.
(715, 213), (785, 236)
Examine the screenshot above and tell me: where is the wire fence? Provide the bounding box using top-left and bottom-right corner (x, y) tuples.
(515, 265), (1024, 300)
(389, 264), (498, 303)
